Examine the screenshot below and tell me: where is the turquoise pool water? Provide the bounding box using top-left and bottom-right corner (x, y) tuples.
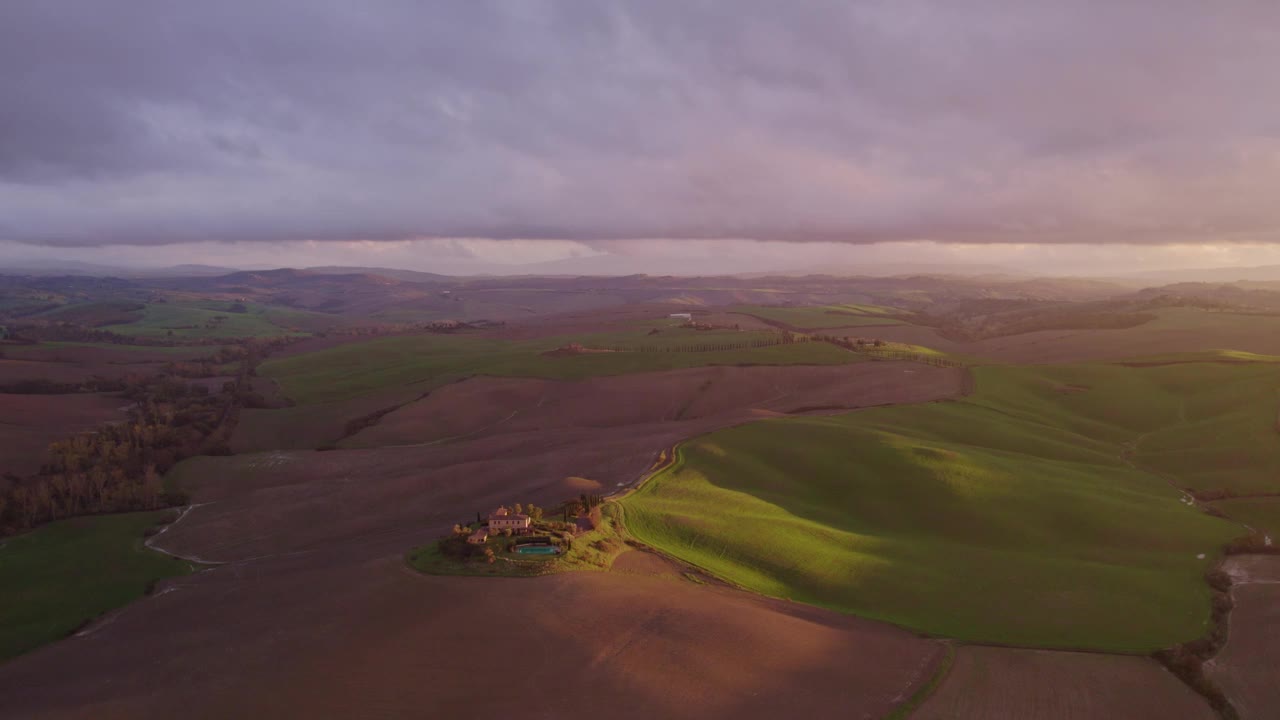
(515, 545), (559, 555)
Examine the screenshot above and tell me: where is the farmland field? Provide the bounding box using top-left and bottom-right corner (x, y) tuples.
(1207, 556), (1280, 719)
(11, 265), (1280, 718)
(2, 341), (219, 360)
(621, 363), (1251, 651)
(0, 341), (219, 385)
(260, 329), (863, 405)
(913, 646), (1216, 719)
(0, 511), (194, 662)
(867, 307), (1280, 364)
(103, 302), (307, 339)
(728, 303), (906, 329)
(342, 363), (965, 449)
(0, 392), (126, 476)
(162, 363), (966, 560)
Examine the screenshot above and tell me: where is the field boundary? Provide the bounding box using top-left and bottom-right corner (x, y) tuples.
(884, 642), (955, 720)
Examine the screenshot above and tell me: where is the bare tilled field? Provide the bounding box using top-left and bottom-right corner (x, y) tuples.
(0, 359), (119, 385)
(0, 549), (943, 720)
(1208, 555), (1280, 720)
(0, 344), (215, 386)
(0, 393), (127, 476)
(159, 428), (657, 561)
(230, 384), (425, 453)
(913, 645), (1216, 720)
(344, 362), (966, 448)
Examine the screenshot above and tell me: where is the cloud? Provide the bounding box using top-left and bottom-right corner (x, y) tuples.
(3, 1), (1280, 247)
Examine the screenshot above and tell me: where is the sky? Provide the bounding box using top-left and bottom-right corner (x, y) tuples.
(4, 2), (1280, 275)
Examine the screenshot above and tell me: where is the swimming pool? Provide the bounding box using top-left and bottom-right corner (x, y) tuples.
(515, 545), (559, 555)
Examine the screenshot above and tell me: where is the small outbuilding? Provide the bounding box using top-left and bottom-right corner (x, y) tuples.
(467, 527), (490, 545)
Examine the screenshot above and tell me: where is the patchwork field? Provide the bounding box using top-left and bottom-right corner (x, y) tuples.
(0, 392), (127, 476)
(343, 363), (963, 449)
(0, 344), (964, 717)
(9, 277), (1280, 719)
(259, 327), (865, 405)
(0, 510), (194, 662)
(165, 363), (966, 561)
(913, 646), (1216, 719)
(621, 363), (1253, 651)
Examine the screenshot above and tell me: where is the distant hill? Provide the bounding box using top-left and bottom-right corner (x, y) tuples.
(303, 266), (453, 283)
(1117, 264), (1280, 284)
(151, 264), (245, 277)
(750, 262), (1020, 278)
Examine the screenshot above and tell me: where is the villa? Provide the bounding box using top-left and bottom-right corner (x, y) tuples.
(488, 506), (531, 534)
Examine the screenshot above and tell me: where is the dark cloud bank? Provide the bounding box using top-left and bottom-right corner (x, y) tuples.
(3, 1), (1280, 247)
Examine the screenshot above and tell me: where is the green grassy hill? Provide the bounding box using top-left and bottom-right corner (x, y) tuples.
(969, 363), (1280, 495)
(621, 363), (1267, 652)
(0, 511), (195, 661)
(103, 302), (311, 339)
(260, 328), (863, 405)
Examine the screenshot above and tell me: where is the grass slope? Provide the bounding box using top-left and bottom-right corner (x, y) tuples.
(0, 511), (194, 662)
(103, 302), (307, 339)
(970, 363), (1280, 495)
(622, 364), (1251, 652)
(1211, 497), (1280, 539)
(261, 329), (862, 405)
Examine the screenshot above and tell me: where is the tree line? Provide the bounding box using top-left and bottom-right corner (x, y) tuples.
(0, 337), (293, 537)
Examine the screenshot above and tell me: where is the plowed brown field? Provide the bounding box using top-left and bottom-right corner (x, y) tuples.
(0, 344), (212, 385)
(914, 646), (1216, 720)
(0, 522), (942, 720)
(1208, 555), (1280, 720)
(0, 393), (127, 476)
(344, 362), (964, 448)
